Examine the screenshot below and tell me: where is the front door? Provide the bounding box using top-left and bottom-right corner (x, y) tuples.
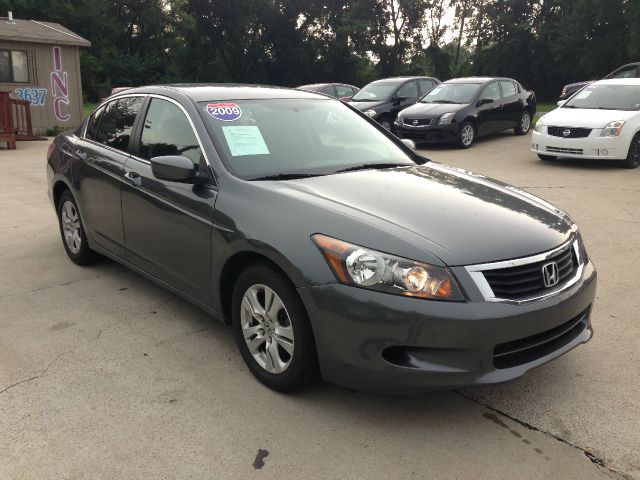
(391, 80), (420, 119)
(121, 97), (217, 305)
(476, 81), (503, 135)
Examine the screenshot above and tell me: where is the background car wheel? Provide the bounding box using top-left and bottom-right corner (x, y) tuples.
(57, 190), (98, 265)
(622, 133), (640, 169)
(515, 111), (531, 135)
(379, 117), (392, 131)
(537, 154), (556, 161)
(457, 122), (475, 149)
(232, 263), (318, 392)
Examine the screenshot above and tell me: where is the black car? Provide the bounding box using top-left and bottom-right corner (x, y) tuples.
(395, 77), (536, 148)
(296, 83), (360, 101)
(349, 76), (440, 130)
(559, 62), (640, 100)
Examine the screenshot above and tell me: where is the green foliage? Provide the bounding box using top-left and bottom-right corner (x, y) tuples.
(2, 0), (637, 101)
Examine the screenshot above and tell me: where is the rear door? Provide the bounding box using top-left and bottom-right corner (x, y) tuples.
(476, 81), (503, 135)
(73, 96), (144, 257)
(121, 96), (216, 304)
(498, 80), (521, 129)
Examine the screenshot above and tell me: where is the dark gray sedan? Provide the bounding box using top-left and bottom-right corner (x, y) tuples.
(47, 85), (596, 393)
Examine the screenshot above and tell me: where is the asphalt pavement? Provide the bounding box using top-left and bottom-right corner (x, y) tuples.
(0, 134), (637, 479)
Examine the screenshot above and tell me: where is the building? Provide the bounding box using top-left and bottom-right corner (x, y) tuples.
(0, 13), (90, 135)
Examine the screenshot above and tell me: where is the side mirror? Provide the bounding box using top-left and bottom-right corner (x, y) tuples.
(150, 155), (196, 182)
(394, 95), (408, 104)
(478, 97), (494, 106)
(400, 138), (416, 151)
(557, 100), (567, 107)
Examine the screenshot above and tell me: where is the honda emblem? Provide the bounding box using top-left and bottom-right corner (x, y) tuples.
(542, 262), (560, 288)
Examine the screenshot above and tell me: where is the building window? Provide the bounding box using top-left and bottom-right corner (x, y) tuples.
(0, 50), (29, 83)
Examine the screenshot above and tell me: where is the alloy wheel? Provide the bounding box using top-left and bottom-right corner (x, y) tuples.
(61, 200), (82, 254)
(461, 124), (474, 146)
(240, 284), (295, 374)
(520, 112), (531, 133)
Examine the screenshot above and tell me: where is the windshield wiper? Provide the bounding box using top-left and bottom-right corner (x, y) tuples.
(352, 98), (376, 102)
(431, 100), (457, 104)
(250, 172), (326, 181)
(333, 163), (412, 174)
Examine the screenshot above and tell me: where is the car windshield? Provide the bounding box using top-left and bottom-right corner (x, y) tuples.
(200, 99), (415, 180)
(564, 84), (640, 111)
(420, 83), (481, 104)
(351, 83), (397, 101)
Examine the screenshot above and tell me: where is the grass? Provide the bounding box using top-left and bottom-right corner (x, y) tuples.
(535, 101), (558, 122)
(82, 102), (96, 118)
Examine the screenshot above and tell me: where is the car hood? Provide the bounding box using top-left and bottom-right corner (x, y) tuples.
(542, 107), (639, 128)
(348, 100), (386, 111)
(274, 163), (574, 266)
(400, 102), (468, 118)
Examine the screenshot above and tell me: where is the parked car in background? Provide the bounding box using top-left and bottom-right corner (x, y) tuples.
(558, 62), (640, 100)
(297, 83), (360, 101)
(533, 79), (640, 168)
(47, 84), (596, 394)
(349, 76), (440, 130)
(395, 77), (536, 148)
(98, 86), (132, 103)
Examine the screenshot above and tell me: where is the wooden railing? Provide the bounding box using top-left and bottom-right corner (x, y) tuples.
(0, 91), (35, 149)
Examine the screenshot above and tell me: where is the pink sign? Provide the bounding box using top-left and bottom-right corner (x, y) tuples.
(51, 46), (70, 122)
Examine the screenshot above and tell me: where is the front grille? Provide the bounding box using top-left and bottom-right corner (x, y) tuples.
(493, 309), (589, 369)
(547, 146), (583, 155)
(482, 244), (577, 300)
(547, 126), (592, 138)
(400, 130), (427, 140)
(403, 118), (432, 127)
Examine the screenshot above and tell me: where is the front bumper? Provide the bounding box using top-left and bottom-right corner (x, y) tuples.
(531, 129), (627, 160)
(298, 260), (596, 394)
(394, 119), (459, 144)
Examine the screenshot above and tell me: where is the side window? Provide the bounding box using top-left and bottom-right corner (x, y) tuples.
(481, 82), (501, 102)
(96, 97), (143, 153)
(85, 104), (105, 140)
(499, 80), (517, 97)
(139, 98), (202, 166)
(610, 67), (637, 79)
(418, 79), (434, 94)
(397, 80), (419, 99)
(335, 85), (353, 98)
(320, 85), (337, 97)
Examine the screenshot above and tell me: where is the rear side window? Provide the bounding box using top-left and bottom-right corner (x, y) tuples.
(320, 85), (337, 97)
(335, 85), (353, 97)
(418, 79), (434, 94)
(610, 66), (638, 79)
(96, 97), (143, 153)
(139, 98), (202, 166)
(500, 81), (517, 97)
(85, 105), (105, 140)
(481, 82), (501, 102)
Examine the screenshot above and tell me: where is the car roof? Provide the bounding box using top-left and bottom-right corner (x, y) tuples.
(115, 84), (328, 102)
(368, 76), (437, 85)
(297, 83), (356, 89)
(445, 77), (516, 84)
(592, 78), (640, 86)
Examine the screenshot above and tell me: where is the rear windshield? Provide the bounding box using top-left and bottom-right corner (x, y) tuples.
(200, 99), (413, 179)
(420, 83), (481, 104)
(564, 84), (640, 111)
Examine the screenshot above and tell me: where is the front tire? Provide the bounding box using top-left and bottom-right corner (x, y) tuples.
(622, 133), (640, 169)
(232, 264), (318, 392)
(457, 122), (475, 149)
(57, 190), (98, 265)
(515, 111), (531, 135)
(379, 117), (392, 131)
(537, 154), (556, 161)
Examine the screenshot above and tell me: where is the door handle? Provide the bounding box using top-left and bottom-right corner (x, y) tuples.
(74, 149), (87, 160)
(123, 171), (141, 186)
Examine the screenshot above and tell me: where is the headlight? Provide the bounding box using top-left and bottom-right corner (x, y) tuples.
(312, 234), (465, 301)
(438, 112), (455, 125)
(600, 120), (625, 137)
(533, 117), (546, 133)
(364, 109), (378, 118)
(576, 231), (589, 264)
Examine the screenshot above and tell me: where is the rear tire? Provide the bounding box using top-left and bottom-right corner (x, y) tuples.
(515, 111), (532, 135)
(57, 190), (98, 265)
(232, 263), (318, 392)
(622, 133), (640, 169)
(457, 122), (475, 149)
(537, 154), (556, 161)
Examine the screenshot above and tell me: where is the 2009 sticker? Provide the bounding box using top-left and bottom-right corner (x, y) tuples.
(207, 103), (242, 121)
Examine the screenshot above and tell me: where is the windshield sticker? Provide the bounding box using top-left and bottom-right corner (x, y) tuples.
(207, 103), (242, 121)
(575, 88), (593, 100)
(222, 126), (270, 156)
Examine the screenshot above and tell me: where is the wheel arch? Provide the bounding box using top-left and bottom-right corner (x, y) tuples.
(52, 178), (72, 209)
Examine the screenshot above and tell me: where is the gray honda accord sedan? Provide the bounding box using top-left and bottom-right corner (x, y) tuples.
(47, 85), (596, 393)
